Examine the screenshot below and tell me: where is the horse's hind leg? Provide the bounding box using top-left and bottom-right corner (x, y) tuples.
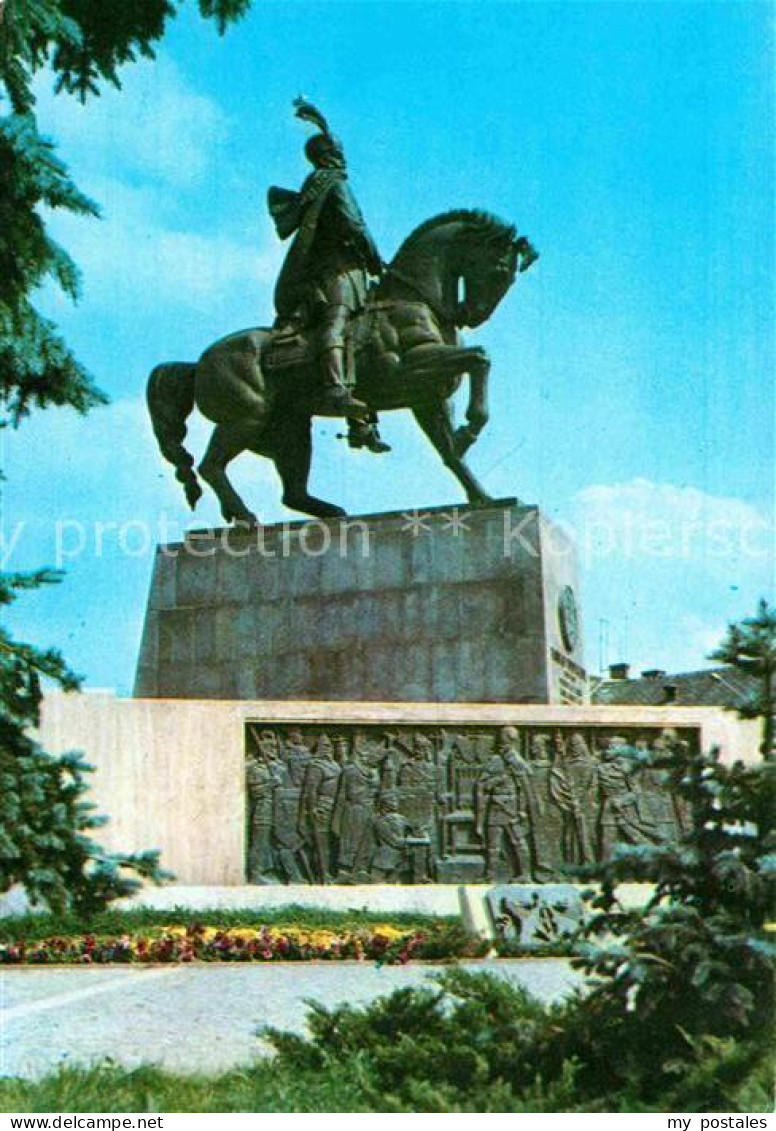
(147, 363), (202, 510)
(198, 421), (262, 525)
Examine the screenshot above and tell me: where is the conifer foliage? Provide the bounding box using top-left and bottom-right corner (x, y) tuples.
(0, 0), (251, 910)
(1, 0), (251, 421)
(566, 602), (775, 1105)
(0, 570), (169, 915)
(711, 598), (776, 759)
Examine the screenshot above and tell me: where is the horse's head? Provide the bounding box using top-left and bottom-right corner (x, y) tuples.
(388, 210), (538, 329)
(456, 218), (538, 328)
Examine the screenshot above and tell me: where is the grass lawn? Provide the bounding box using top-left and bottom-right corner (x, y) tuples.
(4, 1057), (771, 1114)
(0, 1063), (373, 1113)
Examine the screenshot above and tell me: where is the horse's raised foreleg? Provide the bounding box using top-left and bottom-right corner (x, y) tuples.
(454, 347), (490, 457)
(274, 416), (347, 519)
(412, 400), (494, 506)
(404, 344), (491, 457)
(198, 421), (262, 526)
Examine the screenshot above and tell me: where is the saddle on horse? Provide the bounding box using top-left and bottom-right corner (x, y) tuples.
(260, 314), (390, 453)
(260, 323), (311, 375)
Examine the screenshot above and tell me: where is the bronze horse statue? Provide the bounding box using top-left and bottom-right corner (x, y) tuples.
(147, 209), (536, 524)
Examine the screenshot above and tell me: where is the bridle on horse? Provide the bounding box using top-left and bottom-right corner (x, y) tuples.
(377, 263), (456, 328)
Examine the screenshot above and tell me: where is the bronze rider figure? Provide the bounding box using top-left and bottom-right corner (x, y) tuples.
(268, 98), (389, 453)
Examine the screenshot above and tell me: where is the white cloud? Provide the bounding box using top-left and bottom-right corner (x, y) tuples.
(44, 181), (282, 315)
(572, 478), (772, 573)
(570, 479), (773, 674)
(33, 56), (228, 188)
(677, 613), (730, 667)
(31, 54), (285, 323)
(576, 478), (766, 528)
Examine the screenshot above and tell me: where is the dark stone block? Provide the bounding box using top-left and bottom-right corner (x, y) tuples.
(134, 501), (587, 702)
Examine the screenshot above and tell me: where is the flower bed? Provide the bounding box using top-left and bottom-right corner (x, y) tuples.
(0, 921), (489, 965)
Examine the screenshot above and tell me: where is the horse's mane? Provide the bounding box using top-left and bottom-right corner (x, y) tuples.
(392, 209), (516, 264)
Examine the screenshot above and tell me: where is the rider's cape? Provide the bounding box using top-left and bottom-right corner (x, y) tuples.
(267, 169), (342, 320)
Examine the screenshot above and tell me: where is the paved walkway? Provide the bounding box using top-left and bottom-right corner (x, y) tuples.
(1, 960), (581, 1079)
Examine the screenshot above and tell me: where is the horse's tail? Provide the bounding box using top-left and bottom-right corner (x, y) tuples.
(146, 362), (203, 510)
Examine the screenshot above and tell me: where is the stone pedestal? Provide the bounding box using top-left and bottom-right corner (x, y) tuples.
(134, 499), (587, 704)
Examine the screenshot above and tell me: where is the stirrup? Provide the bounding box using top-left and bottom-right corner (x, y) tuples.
(347, 424), (391, 454)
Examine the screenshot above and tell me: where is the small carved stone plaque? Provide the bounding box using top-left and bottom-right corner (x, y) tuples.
(486, 884), (585, 948)
(244, 722), (696, 885)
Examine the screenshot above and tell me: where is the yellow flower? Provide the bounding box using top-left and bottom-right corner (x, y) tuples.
(369, 925), (406, 940)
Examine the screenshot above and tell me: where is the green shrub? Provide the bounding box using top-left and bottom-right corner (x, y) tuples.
(0, 1026), (770, 1113)
(265, 968), (569, 1111)
(559, 740), (775, 1106)
(262, 964), (772, 1112)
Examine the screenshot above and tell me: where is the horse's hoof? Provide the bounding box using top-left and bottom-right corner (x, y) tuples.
(230, 514), (259, 530)
(283, 494), (346, 519)
(185, 482), (203, 509)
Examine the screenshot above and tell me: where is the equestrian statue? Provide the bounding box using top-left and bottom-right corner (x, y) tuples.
(146, 99), (538, 525)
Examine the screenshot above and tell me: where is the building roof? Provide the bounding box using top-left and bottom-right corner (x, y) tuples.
(591, 666), (758, 708)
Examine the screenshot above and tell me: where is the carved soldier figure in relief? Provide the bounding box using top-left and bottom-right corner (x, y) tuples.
(397, 733), (437, 836)
(301, 733), (343, 883)
(273, 733), (312, 882)
(595, 735), (657, 859)
(332, 739), (380, 881)
(524, 733), (562, 879)
(476, 744), (533, 881)
(550, 731), (596, 864)
(370, 792), (411, 881)
(376, 731), (405, 791)
(284, 728), (313, 786)
(246, 728), (281, 883)
(497, 726), (548, 875)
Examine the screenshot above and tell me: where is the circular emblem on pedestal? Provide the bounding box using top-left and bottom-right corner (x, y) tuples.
(558, 585), (579, 653)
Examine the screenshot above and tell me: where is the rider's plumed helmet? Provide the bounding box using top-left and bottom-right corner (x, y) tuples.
(304, 132), (345, 169)
(294, 97), (345, 170)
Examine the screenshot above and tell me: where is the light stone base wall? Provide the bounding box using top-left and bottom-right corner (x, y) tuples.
(37, 690), (760, 887)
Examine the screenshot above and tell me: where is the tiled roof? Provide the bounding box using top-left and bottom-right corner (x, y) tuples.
(591, 666), (758, 708)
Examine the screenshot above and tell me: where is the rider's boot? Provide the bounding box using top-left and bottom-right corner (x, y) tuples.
(317, 348), (367, 417)
(347, 416), (391, 454)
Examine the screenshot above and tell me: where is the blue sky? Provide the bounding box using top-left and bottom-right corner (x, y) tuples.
(3, 0), (773, 691)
